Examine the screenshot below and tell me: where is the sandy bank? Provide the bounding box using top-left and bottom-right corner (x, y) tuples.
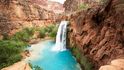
(2, 60), (32, 70)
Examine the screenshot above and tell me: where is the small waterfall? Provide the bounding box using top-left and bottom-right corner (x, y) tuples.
(52, 21), (68, 52)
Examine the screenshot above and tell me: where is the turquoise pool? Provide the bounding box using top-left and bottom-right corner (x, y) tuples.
(27, 40), (81, 70)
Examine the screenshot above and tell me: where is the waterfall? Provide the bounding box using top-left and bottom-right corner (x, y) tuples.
(52, 21), (68, 52)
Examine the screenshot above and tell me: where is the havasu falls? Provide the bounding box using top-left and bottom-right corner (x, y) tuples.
(1, 0), (124, 70)
(26, 21), (81, 70)
(52, 21), (68, 51)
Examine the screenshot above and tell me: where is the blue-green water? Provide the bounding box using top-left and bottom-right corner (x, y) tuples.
(27, 40), (81, 70)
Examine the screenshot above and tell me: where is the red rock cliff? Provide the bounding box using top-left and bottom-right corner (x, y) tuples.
(66, 0), (124, 69)
(0, 0), (57, 36)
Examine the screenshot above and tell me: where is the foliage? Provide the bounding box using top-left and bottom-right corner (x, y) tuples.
(0, 40), (28, 69)
(0, 25), (58, 69)
(33, 65), (43, 70)
(11, 27), (35, 41)
(39, 24), (58, 39)
(0, 28), (33, 69)
(78, 3), (89, 10)
(29, 63), (33, 69)
(71, 47), (93, 70)
(39, 27), (47, 38)
(80, 56), (93, 70)
(48, 25), (58, 38)
(29, 63), (43, 70)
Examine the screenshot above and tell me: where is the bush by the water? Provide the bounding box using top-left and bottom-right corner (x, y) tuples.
(0, 24), (58, 69)
(11, 27), (35, 41)
(39, 24), (58, 38)
(33, 65), (43, 70)
(29, 63), (43, 70)
(0, 28), (33, 69)
(0, 40), (28, 69)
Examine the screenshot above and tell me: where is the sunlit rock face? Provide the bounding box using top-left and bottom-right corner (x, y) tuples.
(0, 0), (64, 36)
(99, 59), (124, 70)
(47, 1), (65, 14)
(64, 0), (82, 12)
(63, 0), (107, 13)
(30, 0), (65, 14)
(66, 0), (124, 69)
(30, 0), (48, 6)
(0, 0), (56, 36)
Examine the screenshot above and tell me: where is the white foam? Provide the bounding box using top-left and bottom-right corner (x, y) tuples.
(51, 21), (68, 52)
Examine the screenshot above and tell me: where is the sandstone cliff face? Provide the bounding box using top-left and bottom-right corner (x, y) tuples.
(67, 0), (124, 69)
(0, 0), (56, 36)
(30, 0), (65, 14)
(64, 0), (83, 12)
(47, 1), (65, 14)
(63, 0), (103, 13)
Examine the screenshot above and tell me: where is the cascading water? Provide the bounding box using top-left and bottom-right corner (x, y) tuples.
(27, 20), (81, 70)
(52, 21), (68, 51)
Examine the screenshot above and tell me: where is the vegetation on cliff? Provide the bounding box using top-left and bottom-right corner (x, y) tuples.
(69, 44), (93, 70)
(66, 0), (124, 69)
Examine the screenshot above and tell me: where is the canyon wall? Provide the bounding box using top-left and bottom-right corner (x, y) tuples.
(63, 0), (103, 13)
(0, 0), (64, 37)
(66, 0), (124, 69)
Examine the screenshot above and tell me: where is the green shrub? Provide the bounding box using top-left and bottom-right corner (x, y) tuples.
(46, 24), (56, 32)
(78, 3), (89, 10)
(29, 63), (33, 69)
(39, 24), (58, 39)
(39, 27), (47, 38)
(33, 65), (43, 70)
(0, 28), (31, 69)
(24, 27), (35, 35)
(0, 25), (58, 69)
(2, 32), (9, 40)
(29, 63), (43, 70)
(11, 27), (35, 41)
(0, 40), (27, 69)
(48, 25), (58, 38)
